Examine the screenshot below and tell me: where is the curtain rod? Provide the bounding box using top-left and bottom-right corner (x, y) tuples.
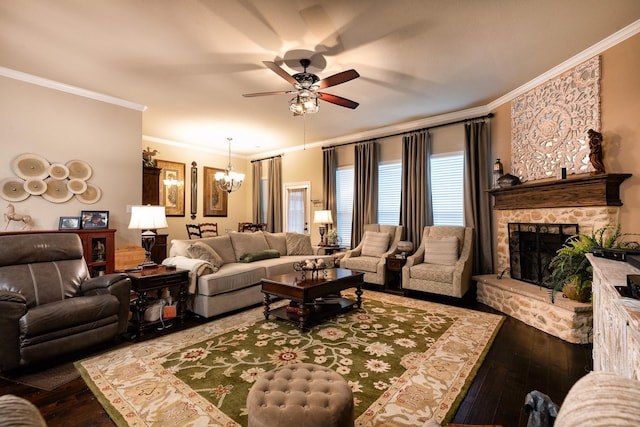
(251, 154), (283, 163)
(322, 112), (494, 150)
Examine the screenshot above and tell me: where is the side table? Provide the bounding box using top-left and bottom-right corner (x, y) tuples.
(123, 265), (189, 340)
(385, 256), (406, 294)
(315, 245), (346, 255)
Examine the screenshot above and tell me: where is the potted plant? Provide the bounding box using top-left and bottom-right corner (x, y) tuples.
(548, 225), (639, 303)
(325, 229), (339, 246)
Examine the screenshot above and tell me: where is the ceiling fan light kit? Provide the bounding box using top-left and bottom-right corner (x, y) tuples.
(243, 59), (360, 116)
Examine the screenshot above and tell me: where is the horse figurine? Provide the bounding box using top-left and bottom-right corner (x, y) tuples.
(4, 204), (32, 230)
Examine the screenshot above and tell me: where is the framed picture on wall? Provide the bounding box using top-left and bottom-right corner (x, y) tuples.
(155, 159), (185, 216)
(203, 166), (228, 217)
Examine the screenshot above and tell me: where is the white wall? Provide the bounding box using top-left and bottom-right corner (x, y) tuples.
(0, 76), (142, 247)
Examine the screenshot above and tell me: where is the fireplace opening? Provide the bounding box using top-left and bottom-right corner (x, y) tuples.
(508, 223), (578, 288)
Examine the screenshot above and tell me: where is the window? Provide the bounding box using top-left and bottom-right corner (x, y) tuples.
(378, 162), (401, 225)
(283, 182), (310, 234)
(430, 152), (464, 226)
(335, 167), (354, 247)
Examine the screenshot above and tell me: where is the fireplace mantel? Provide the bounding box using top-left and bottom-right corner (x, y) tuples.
(488, 173), (631, 210)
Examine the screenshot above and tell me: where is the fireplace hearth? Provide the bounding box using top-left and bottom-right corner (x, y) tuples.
(508, 222), (578, 288)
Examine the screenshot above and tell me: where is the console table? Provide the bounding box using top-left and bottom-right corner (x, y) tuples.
(588, 254), (640, 380)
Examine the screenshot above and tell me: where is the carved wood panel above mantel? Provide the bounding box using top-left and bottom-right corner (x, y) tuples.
(488, 173), (631, 210)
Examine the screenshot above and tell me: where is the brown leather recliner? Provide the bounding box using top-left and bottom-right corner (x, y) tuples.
(0, 233), (131, 371)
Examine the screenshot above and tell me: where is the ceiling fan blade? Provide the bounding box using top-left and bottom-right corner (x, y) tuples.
(242, 90), (292, 97)
(317, 92), (359, 109)
(318, 69), (360, 89)
(263, 61), (298, 86)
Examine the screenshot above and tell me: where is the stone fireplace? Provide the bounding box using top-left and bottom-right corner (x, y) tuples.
(474, 174), (630, 344)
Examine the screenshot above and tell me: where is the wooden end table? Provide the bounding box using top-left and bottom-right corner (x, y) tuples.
(261, 268), (364, 330)
(123, 265), (189, 339)
(386, 256), (406, 294)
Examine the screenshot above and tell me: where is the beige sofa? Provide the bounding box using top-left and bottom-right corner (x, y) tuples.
(165, 231), (333, 318)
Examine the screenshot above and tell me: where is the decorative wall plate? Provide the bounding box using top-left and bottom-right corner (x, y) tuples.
(0, 178), (29, 202)
(66, 159), (92, 181)
(76, 183), (101, 204)
(12, 153), (50, 180)
(23, 179), (48, 196)
(67, 178), (88, 194)
(49, 163), (70, 180)
(42, 178), (73, 203)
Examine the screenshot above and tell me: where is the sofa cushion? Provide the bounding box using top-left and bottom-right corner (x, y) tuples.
(20, 295), (120, 338)
(264, 232), (288, 256)
(229, 231), (270, 261)
(286, 233), (313, 255)
(409, 263), (455, 283)
(171, 235), (237, 264)
(197, 263), (266, 297)
(423, 236), (459, 265)
(341, 255), (380, 273)
(360, 231), (390, 257)
(239, 249), (281, 263)
(187, 241), (224, 270)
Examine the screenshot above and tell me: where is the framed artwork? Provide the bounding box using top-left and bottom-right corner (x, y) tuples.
(203, 166), (228, 217)
(156, 159), (185, 216)
(190, 161), (197, 220)
(58, 216), (81, 230)
(81, 210), (109, 229)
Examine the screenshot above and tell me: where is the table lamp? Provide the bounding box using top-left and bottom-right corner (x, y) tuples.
(128, 205), (168, 268)
(397, 240), (414, 259)
(313, 210), (333, 245)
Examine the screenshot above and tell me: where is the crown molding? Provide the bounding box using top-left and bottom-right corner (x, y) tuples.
(488, 19), (640, 111)
(0, 66), (147, 112)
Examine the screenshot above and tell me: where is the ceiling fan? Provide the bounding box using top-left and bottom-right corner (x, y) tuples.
(243, 59), (360, 115)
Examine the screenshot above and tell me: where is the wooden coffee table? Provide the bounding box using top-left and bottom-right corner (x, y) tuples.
(261, 268), (364, 330)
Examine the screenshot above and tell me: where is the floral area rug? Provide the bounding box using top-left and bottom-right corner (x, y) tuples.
(76, 290), (503, 426)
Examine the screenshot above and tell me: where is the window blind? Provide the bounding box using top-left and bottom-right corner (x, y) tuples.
(430, 152), (464, 226)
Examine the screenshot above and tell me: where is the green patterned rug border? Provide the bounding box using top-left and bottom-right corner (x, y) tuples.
(76, 291), (503, 426)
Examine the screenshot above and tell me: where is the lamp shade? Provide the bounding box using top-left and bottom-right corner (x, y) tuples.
(314, 210), (333, 224)
(128, 205), (168, 230)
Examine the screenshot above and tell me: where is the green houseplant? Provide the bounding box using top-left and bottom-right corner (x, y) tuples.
(548, 224), (639, 303)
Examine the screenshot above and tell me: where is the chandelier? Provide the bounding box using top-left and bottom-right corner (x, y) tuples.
(289, 89), (319, 115)
(215, 137), (245, 193)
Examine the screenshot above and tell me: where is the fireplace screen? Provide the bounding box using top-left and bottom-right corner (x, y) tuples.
(508, 223), (578, 288)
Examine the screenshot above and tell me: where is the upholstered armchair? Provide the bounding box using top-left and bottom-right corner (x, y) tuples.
(0, 233), (131, 371)
(341, 224), (404, 286)
(402, 226), (474, 298)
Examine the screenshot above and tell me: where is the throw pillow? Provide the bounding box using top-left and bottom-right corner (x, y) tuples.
(423, 236), (459, 265)
(239, 249), (281, 263)
(360, 231), (390, 257)
(186, 241), (224, 270)
(229, 231), (269, 261)
(263, 232), (288, 256)
(286, 232), (313, 255)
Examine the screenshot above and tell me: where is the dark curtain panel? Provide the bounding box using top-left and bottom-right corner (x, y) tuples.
(322, 147), (337, 223)
(464, 120), (493, 274)
(267, 157), (283, 232)
(351, 141), (378, 246)
(400, 130), (432, 249)
(252, 161), (262, 223)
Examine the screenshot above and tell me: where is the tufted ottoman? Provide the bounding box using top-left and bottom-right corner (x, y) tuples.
(246, 363), (354, 427)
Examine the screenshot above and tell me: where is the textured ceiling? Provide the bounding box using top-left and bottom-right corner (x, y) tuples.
(1, 1), (639, 156)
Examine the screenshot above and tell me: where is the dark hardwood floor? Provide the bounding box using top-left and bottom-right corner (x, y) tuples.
(0, 289), (592, 427)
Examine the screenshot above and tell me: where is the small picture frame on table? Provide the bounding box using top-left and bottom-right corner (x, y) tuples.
(81, 211), (109, 229)
(58, 216), (81, 230)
